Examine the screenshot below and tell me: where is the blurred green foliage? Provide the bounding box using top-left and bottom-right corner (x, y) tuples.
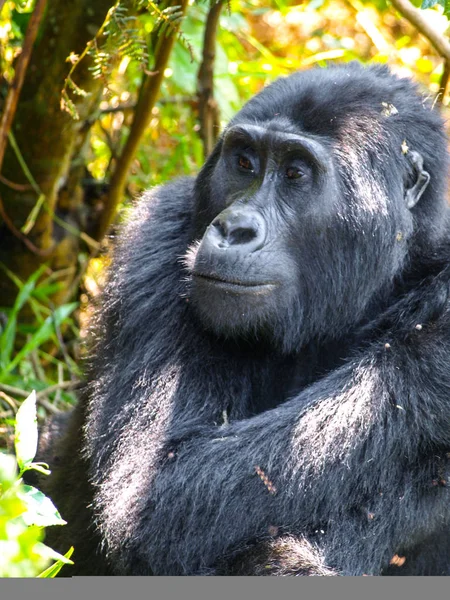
(422, 0), (450, 18)
(0, 391), (73, 577)
(0, 265), (80, 421)
(85, 0), (449, 198)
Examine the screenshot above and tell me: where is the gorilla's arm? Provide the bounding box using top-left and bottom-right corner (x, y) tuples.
(110, 291), (450, 576)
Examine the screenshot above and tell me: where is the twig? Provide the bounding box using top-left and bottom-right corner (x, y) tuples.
(60, 1), (122, 120)
(0, 391), (18, 412)
(0, 1), (8, 15)
(96, 0), (190, 242)
(0, 174), (33, 192)
(0, 380), (81, 399)
(0, 383), (29, 398)
(5, 131), (100, 250)
(99, 96), (194, 114)
(197, 1), (224, 158)
(0, 0), (47, 171)
(389, 0), (450, 62)
(0, 192), (54, 256)
(50, 305), (75, 376)
(36, 380), (81, 399)
(0, 0), (52, 256)
(30, 344), (46, 381)
(55, 362), (64, 405)
(36, 397), (61, 414)
(100, 102), (137, 114)
(0, 381), (81, 415)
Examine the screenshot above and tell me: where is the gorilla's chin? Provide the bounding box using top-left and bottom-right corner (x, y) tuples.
(190, 275), (298, 351)
(191, 279), (272, 326)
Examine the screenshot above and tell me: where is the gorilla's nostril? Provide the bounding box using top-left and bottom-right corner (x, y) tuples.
(228, 226), (257, 246)
(212, 211), (265, 250)
(213, 221), (227, 239)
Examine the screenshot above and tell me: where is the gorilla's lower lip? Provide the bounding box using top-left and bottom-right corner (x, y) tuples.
(193, 273), (277, 290)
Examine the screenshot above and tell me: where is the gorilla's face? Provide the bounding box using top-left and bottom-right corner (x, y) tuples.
(185, 116), (429, 352)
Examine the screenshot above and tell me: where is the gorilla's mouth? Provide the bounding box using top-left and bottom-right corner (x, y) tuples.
(193, 272), (277, 292)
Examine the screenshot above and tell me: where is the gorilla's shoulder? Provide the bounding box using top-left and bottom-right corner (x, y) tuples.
(112, 177), (196, 265)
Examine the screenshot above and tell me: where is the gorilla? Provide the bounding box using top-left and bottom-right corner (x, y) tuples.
(41, 62), (450, 576)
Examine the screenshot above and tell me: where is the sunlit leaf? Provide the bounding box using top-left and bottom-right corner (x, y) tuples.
(0, 452), (18, 492)
(37, 546), (74, 578)
(14, 391), (38, 472)
(27, 462), (51, 476)
(17, 485), (67, 527)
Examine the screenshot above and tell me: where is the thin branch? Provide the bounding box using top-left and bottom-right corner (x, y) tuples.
(100, 102), (137, 114)
(389, 0), (450, 61)
(197, 0), (224, 158)
(0, 192), (54, 256)
(51, 305), (76, 376)
(96, 0), (190, 242)
(99, 96), (194, 114)
(36, 380), (81, 399)
(0, 174), (34, 191)
(60, 1), (122, 120)
(0, 383), (30, 398)
(0, 381), (81, 399)
(0, 381), (81, 415)
(0, 391), (18, 412)
(0, 0), (51, 255)
(0, 0), (48, 171)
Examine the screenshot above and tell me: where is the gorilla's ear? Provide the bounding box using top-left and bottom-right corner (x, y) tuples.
(405, 150), (430, 209)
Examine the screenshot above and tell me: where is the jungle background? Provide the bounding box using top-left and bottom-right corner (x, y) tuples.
(0, 0), (449, 577)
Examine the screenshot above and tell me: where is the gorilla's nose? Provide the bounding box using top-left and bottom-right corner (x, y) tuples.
(208, 209), (266, 253)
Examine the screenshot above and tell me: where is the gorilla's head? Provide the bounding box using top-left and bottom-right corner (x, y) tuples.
(184, 63), (448, 352)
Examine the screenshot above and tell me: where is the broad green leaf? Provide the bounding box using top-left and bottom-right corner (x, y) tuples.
(14, 391), (38, 472)
(17, 485), (67, 527)
(37, 546), (74, 578)
(1, 302), (78, 376)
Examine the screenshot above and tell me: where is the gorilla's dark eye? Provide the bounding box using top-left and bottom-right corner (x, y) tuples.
(238, 155), (253, 171)
(286, 166), (304, 180)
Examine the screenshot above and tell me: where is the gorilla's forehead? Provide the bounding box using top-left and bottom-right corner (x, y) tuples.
(230, 64), (427, 141)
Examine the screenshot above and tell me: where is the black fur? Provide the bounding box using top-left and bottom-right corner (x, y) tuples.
(42, 63), (450, 576)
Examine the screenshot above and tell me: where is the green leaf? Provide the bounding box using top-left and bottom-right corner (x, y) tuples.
(27, 462), (51, 476)
(37, 546), (74, 578)
(14, 391), (38, 472)
(21, 194), (46, 235)
(1, 302), (78, 377)
(0, 265), (47, 370)
(17, 485), (67, 527)
(0, 452), (18, 491)
(420, 0), (444, 8)
(35, 542), (73, 564)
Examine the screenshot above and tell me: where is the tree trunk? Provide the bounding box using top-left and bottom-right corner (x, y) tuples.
(0, 0), (112, 306)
